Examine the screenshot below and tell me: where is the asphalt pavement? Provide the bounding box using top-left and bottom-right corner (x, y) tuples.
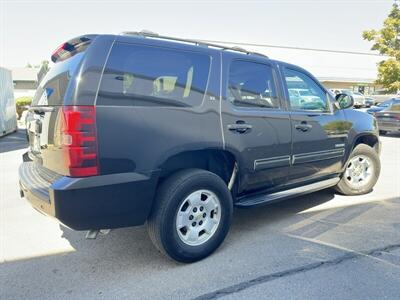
(1, 129), (399, 300)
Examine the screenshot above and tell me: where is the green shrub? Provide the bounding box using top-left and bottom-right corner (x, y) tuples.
(16, 96), (33, 106)
(15, 96), (33, 119)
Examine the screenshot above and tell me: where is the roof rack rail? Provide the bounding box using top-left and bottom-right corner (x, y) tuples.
(120, 30), (268, 58)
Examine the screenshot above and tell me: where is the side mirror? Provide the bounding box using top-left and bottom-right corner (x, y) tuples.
(335, 93), (354, 109)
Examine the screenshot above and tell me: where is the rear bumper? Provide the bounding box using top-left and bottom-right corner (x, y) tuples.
(19, 162), (159, 230)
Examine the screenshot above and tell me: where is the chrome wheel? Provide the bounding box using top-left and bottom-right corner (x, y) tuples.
(344, 155), (374, 188)
(176, 189), (221, 246)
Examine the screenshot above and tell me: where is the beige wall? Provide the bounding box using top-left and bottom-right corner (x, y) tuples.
(13, 81), (37, 90)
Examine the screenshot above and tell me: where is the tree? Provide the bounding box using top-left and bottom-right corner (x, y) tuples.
(363, 2), (400, 93)
(40, 60), (49, 73)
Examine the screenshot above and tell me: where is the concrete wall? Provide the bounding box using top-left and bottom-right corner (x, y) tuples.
(13, 80), (37, 90)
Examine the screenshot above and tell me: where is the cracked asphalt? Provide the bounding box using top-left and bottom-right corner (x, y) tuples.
(1, 129), (400, 300)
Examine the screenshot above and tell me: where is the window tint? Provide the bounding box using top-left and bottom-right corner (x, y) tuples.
(227, 60), (280, 109)
(97, 43), (211, 107)
(284, 68), (329, 112)
(32, 52), (84, 106)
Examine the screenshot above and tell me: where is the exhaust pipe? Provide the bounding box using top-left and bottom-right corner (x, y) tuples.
(85, 229), (111, 239)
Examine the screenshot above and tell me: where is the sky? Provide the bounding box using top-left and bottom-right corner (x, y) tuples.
(0, 0), (395, 79)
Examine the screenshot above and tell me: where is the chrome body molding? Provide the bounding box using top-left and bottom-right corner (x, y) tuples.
(254, 148), (345, 171)
(254, 155), (291, 171)
(292, 149), (345, 165)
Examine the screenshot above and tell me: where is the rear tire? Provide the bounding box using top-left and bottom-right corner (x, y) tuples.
(335, 144), (380, 195)
(147, 169), (233, 263)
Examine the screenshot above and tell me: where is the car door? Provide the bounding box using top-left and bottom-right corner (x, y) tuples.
(221, 57), (292, 193)
(280, 64), (350, 184)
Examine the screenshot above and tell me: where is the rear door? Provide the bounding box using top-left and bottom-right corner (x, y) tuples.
(221, 57), (291, 193)
(280, 64), (349, 184)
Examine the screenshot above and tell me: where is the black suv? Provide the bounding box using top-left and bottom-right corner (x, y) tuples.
(20, 32), (381, 262)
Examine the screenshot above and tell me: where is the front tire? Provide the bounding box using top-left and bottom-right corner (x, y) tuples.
(335, 144), (380, 195)
(147, 169), (233, 263)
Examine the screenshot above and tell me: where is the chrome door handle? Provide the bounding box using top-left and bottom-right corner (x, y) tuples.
(295, 123), (312, 132)
(228, 123), (252, 133)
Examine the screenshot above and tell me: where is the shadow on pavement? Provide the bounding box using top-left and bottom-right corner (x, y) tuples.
(2, 191), (399, 299)
(58, 189), (337, 262)
(0, 129), (28, 153)
(4, 189), (372, 267)
(54, 191), (399, 268)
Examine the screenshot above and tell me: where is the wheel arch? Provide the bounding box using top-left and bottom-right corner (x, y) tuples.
(343, 133), (380, 168)
(351, 133), (380, 153)
(157, 149), (238, 185)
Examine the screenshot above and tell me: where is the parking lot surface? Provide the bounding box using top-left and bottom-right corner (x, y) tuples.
(1, 129), (400, 299)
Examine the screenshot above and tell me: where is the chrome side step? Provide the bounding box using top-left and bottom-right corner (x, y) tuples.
(235, 177), (340, 207)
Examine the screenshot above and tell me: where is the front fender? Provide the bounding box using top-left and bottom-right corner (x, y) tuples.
(342, 108), (380, 164)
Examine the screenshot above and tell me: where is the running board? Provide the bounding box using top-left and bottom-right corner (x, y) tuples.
(235, 177), (340, 207)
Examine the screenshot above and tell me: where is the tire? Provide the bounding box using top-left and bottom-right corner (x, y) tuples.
(379, 130), (387, 135)
(335, 144), (380, 195)
(147, 169), (233, 263)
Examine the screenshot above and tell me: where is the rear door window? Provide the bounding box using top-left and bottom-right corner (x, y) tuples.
(97, 43), (211, 107)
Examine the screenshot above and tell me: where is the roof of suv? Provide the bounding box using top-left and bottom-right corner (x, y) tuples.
(117, 31), (269, 60)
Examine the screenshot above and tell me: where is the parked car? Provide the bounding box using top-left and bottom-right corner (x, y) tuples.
(347, 91), (366, 108)
(370, 90), (398, 103)
(288, 88), (321, 103)
(367, 98), (400, 115)
(19, 32), (381, 263)
(364, 97), (375, 108)
(375, 104), (400, 135)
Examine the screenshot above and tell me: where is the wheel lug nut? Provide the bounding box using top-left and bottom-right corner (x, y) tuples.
(192, 222), (196, 227)
(199, 221), (203, 225)
(193, 207), (197, 212)
(200, 206), (204, 211)
(203, 213), (206, 218)
(189, 215), (194, 220)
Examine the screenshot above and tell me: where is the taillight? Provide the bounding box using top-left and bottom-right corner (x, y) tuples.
(61, 106), (99, 177)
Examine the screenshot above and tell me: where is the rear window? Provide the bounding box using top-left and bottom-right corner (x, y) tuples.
(31, 52), (84, 106)
(97, 43), (211, 107)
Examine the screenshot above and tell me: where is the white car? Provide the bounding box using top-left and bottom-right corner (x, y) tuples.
(288, 88), (321, 103)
